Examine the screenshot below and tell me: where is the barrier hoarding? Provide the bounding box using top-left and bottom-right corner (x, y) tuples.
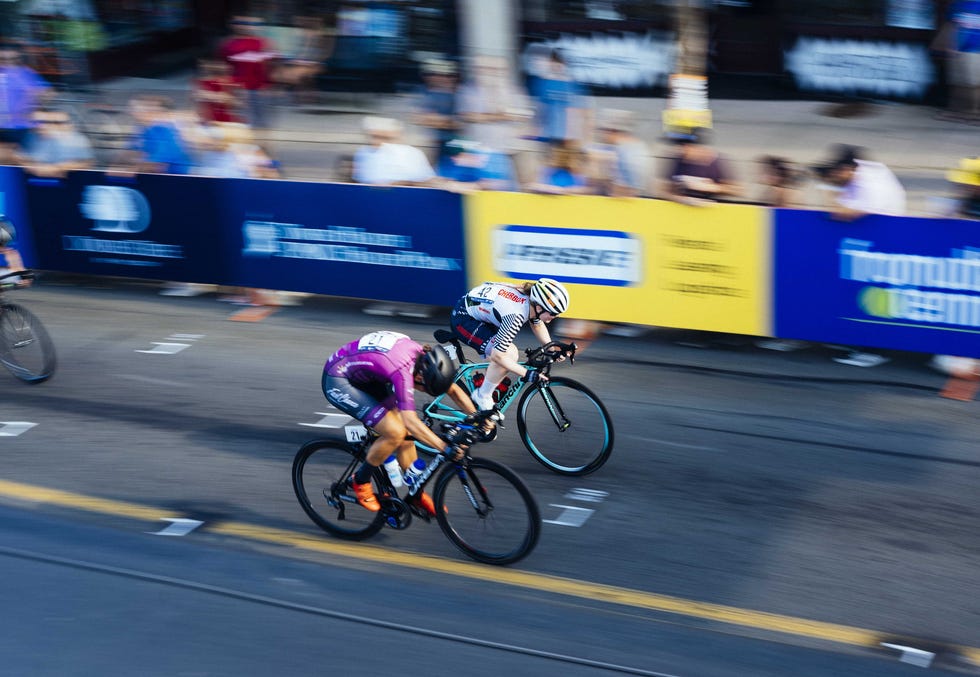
(221, 181), (466, 306)
(774, 209), (980, 358)
(24, 171), (226, 283)
(464, 192), (771, 336)
(20, 171), (467, 306)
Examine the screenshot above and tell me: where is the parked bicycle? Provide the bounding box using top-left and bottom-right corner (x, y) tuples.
(419, 330), (614, 476)
(292, 409), (541, 565)
(0, 270), (57, 384)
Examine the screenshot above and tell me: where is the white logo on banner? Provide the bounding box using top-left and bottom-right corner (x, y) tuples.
(241, 221), (460, 270)
(785, 38), (935, 99)
(79, 186), (151, 233)
(493, 226), (641, 286)
(524, 32), (676, 89)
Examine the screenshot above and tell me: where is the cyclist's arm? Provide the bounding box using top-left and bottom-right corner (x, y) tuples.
(446, 382), (477, 415)
(487, 313), (533, 378)
(529, 317), (553, 346)
(401, 408), (458, 454)
(1, 248), (25, 273)
(487, 347), (530, 379)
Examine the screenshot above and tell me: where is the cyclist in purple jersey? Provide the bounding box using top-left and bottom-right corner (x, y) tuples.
(322, 331), (476, 514)
(450, 278), (570, 411)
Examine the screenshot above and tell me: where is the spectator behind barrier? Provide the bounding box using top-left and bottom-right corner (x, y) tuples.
(17, 107), (95, 177)
(527, 140), (593, 195)
(410, 57), (462, 165)
(219, 16), (278, 130)
(812, 144), (906, 368)
(756, 155), (804, 208)
(946, 156), (980, 219)
(660, 127), (741, 205)
(812, 144), (906, 220)
(119, 95), (195, 175)
(588, 109), (651, 197)
(0, 46), (51, 164)
(436, 139), (518, 193)
(352, 116), (436, 187)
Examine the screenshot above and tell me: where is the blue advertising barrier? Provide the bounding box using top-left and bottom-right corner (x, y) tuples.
(222, 180), (466, 305)
(0, 166), (36, 268)
(24, 172), (227, 283)
(774, 209), (980, 358)
(20, 170), (466, 305)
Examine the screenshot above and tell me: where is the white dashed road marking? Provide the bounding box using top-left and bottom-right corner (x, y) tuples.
(0, 422), (37, 437)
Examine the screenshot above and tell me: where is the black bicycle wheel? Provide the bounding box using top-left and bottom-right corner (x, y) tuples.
(433, 457), (540, 565)
(292, 440), (385, 540)
(516, 377), (613, 476)
(0, 303), (57, 384)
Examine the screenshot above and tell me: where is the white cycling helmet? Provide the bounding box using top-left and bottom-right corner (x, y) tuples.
(529, 278), (569, 315)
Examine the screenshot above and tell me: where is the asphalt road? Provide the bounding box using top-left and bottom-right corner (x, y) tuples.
(2, 278), (979, 676)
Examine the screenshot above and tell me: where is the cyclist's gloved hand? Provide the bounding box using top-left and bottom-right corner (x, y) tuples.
(444, 444), (465, 461)
(523, 369), (547, 384)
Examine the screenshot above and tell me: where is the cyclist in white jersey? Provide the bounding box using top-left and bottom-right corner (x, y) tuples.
(449, 278), (570, 411)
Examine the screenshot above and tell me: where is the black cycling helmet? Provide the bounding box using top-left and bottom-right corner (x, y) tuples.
(0, 217), (15, 247)
(415, 344), (456, 396)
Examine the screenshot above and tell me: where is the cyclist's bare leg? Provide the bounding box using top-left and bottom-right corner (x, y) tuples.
(365, 410), (406, 466)
(393, 437), (419, 472)
(473, 344), (520, 406)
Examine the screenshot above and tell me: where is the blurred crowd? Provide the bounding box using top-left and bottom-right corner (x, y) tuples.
(0, 11), (977, 221)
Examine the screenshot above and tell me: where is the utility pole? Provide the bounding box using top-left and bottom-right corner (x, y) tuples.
(456, 0), (521, 76)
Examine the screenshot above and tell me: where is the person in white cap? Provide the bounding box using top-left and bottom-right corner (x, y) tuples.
(352, 116), (436, 186)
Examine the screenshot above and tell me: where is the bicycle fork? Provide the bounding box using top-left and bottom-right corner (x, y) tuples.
(538, 383), (571, 432)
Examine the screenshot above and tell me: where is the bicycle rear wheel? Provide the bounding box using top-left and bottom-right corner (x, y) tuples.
(516, 377), (613, 476)
(292, 440), (385, 540)
(0, 303), (57, 384)
(433, 457), (540, 565)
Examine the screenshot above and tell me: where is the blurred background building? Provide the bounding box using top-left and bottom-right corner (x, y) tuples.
(0, 1), (950, 103)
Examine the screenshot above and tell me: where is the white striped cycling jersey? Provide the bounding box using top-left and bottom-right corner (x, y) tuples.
(463, 281), (535, 353)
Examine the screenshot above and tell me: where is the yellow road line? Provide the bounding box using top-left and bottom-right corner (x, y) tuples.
(0, 478), (182, 522)
(2, 477), (977, 663)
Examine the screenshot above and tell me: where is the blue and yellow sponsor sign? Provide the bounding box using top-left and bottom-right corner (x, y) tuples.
(464, 192), (771, 335)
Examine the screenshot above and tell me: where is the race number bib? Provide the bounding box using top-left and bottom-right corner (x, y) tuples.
(357, 331), (408, 352)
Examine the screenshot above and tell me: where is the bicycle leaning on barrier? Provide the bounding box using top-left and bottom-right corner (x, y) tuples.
(419, 330), (614, 476)
(0, 270), (57, 384)
(292, 408), (541, 565)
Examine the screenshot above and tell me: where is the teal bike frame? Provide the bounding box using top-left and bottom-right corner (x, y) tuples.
(417, 360), (525, 455)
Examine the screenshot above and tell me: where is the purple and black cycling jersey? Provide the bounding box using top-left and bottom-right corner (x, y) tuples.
(322, 331), (422, 426)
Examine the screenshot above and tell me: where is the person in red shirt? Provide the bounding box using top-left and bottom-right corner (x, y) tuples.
(218, 16), (277, 129)
(194, 58), (241, 124)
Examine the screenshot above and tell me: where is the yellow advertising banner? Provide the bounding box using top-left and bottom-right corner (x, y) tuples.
(464, 192), (772, 336)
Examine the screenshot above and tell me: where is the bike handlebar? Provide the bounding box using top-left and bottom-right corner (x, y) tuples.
(524, 340), (577, 369)
(438, 409), (502, 449)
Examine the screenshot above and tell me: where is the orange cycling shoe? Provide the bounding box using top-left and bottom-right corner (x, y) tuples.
(351, 480), (380, 512)
(408, 491), (437, 517)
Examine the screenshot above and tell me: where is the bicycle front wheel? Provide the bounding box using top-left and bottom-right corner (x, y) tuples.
(0, 303), (57, 384)
(292, 440), (385, 540)
(433, 457), (540, 565)
(516, 377), (613, 476)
